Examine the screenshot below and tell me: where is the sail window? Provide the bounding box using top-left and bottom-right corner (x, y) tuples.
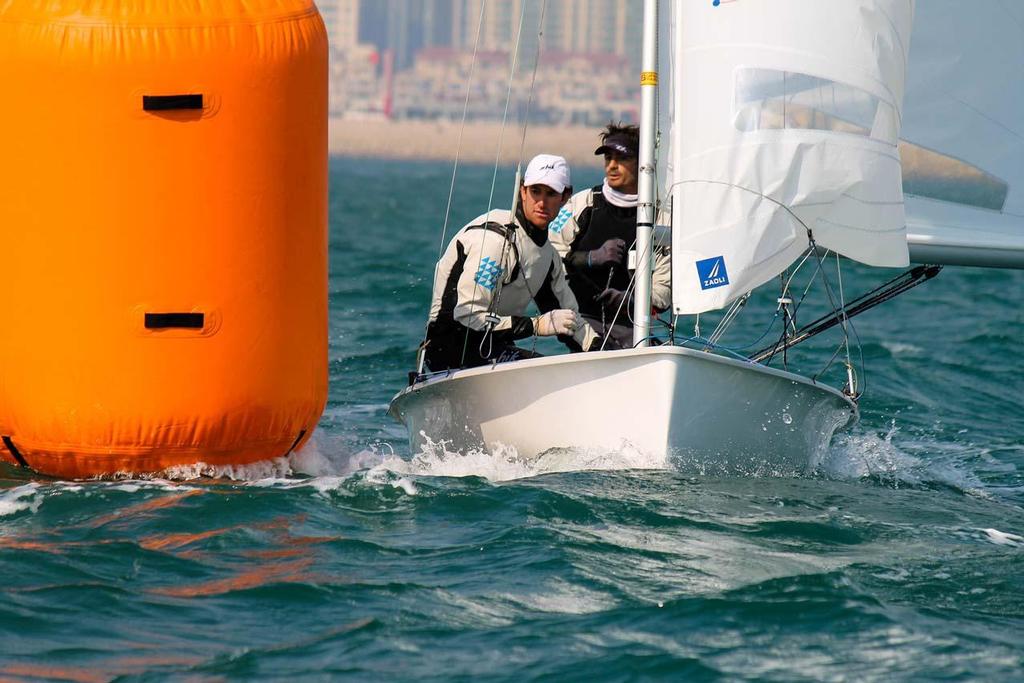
(733, 68), (899, 144)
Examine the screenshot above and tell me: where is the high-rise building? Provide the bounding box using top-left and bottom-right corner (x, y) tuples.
(422, 0), (456, 49)
(450, 0), (642, 67)
(319, 0), (360, 50)
(359, 0), (455, 70)
(321, 0), (645, 121)
(452, 0), (534, 54)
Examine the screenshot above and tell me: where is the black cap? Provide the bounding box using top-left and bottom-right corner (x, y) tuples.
(594, 133), (638, 158)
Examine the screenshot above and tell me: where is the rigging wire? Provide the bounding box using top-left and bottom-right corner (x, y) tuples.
(481, 2), (529, 221)
(415, 0), (489, 377)
(759, 247), (824, 364)
(514, 0), (549, 177)
(804, 238), (863, 394)
(460, 0), (543, 366)
(756, 243), (866, 392)
(487, 1), (549, 350)
(492, 0), (549, 323)
(751, 265), (939, 365)
(705, 292), (749, 349)
(810, 251), (868, 397)
(435, 1), (488, 262)
(834, 250), (860, 395)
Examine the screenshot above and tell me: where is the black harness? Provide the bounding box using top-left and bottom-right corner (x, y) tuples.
(566, 186), (637, 318)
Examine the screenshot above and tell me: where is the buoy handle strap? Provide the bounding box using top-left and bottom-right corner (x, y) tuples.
(143, 94), (203, 111)
(144, 312), (204, 329)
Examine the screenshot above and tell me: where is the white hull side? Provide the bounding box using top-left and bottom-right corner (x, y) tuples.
(389, 348), (857, 473)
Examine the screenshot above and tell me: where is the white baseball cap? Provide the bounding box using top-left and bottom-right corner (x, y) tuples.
(523, 154), (571, 193)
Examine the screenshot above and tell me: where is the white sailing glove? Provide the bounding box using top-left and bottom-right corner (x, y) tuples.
(533, 309), (580, 337)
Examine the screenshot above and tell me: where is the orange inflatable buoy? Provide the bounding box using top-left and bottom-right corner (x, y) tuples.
(0, 1), (328, 478)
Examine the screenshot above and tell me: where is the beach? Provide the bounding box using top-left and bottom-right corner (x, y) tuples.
(329, 117), (602, 165)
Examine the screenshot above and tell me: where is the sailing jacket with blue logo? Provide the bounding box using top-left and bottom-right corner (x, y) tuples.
(428, 207), (597, 352)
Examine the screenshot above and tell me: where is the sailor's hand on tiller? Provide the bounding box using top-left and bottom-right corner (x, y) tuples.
(588, 238), (626, 266)
(533, 309), (580, 336)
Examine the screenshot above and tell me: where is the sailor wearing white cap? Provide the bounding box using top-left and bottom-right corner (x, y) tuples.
(424, 154), (598, 371)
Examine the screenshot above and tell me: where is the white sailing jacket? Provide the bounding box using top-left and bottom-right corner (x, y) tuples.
(429, 208), (597, 349)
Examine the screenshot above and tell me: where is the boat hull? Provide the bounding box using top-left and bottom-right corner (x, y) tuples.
(389, 347), (857, 473)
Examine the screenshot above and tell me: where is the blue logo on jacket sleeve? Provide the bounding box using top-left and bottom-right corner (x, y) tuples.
(695, 256), (730, 290)
(549, 206), (571, 234)
(474, 256), (504, 291)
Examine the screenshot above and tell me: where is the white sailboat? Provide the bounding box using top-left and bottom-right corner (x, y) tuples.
(390, 0), (1023, 472)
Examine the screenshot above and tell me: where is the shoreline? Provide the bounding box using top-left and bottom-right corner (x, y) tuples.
(328, 118), (603, 165)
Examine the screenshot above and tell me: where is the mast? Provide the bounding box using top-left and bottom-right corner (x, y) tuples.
(632, 0), (658, 347)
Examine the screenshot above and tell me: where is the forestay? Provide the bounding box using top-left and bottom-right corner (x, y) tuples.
(670, 0), (914, 315)
(902, 0), (1024, 268)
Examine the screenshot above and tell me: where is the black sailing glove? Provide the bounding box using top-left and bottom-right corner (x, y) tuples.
(596, 287), (632, 315)
(587, 238), (626, 267)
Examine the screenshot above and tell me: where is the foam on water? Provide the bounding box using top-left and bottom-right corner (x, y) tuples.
(982, 528), (1023, 546)
(0, 479), (198, 518)
(497, 577), (618, 615)
(0, 483), (42, 517)
(121, 419), (1002, 505)
(372, 435), (669, 482)
(880, 341), (925, 356)
(25, 415), (999, 517)
(161, 457), (295, 481)
(821, 421), (992, 497)
(227, 435), (669, 497)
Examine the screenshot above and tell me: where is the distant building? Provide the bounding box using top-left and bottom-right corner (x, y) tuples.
(321, 0), (644, 123)
(319, 0), (359, 50)
(320, 0), (386, 117)
(450, 0), (642, 69)
(392, 47), (637, 126)
(358, 0), (456, 71)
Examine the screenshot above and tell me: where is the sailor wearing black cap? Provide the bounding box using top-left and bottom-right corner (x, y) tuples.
(549, 123), (671, 349)
(424, 154), (598, 371)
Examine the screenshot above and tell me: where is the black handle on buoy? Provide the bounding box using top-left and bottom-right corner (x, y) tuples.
(144, 312), (205, 329)
(143, 94), (203, 111)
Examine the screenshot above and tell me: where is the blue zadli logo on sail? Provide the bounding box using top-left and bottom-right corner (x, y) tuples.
(696, 256), (730, 290)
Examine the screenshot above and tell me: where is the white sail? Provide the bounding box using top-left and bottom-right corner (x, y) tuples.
(670, 0), (915, 315)
(901, 0), (1024, 268)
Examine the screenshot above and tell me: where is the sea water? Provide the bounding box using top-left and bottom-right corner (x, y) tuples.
(0, 157), (1021, 680)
